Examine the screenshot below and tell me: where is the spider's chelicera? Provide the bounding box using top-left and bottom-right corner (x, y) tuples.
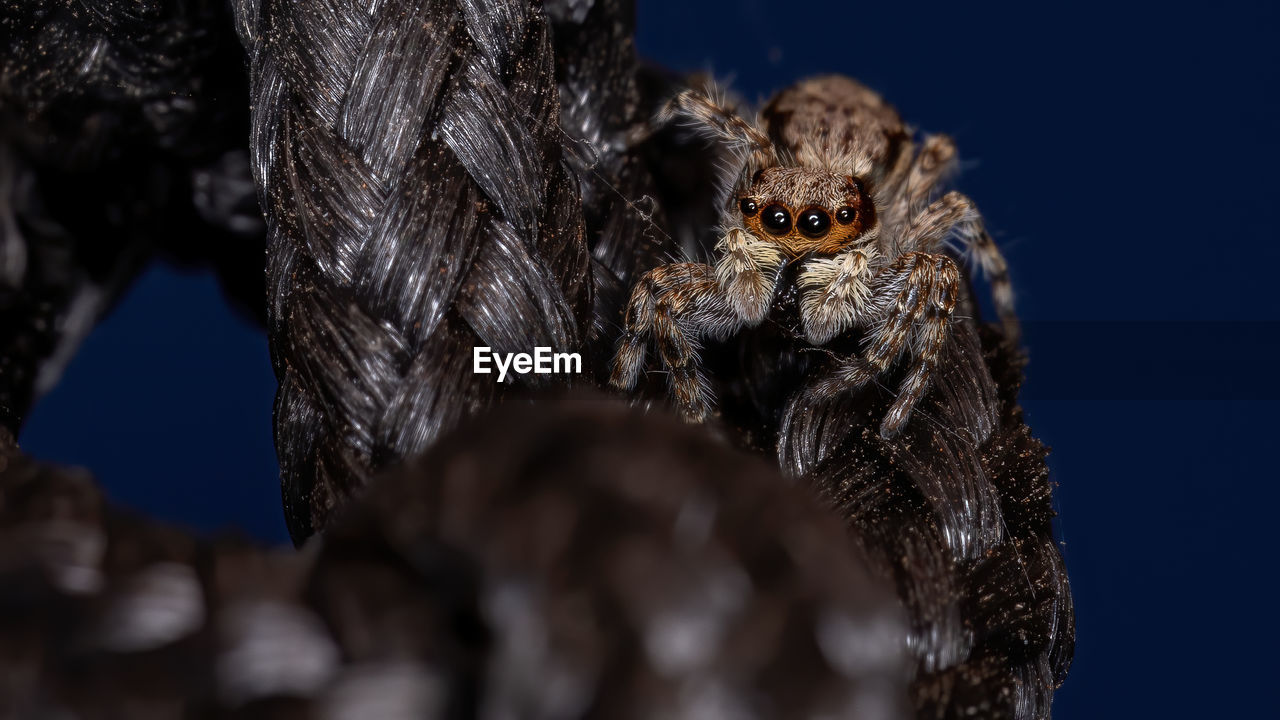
(611, 75), (1017, 437)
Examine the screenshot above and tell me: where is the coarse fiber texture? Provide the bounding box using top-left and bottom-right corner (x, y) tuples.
(778, 326), (1074, 718)
(233, 0), (593, 541)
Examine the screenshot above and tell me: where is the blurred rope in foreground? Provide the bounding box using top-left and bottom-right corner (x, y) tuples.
(0, 398), (909, 718)
(0, 0), (265, 434)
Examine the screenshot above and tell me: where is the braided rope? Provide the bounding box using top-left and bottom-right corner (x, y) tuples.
(777, 325), (1074, 718)
(233, 0), (593, 542)
(547, 0), (679, 377)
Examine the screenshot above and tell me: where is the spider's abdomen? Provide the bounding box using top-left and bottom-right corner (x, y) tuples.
(761, 75), (910, 178)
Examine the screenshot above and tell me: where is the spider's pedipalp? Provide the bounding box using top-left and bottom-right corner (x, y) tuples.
(798, 246), (875, 345)
(714, 226), (786, 322)
(802, 252), (933, 398)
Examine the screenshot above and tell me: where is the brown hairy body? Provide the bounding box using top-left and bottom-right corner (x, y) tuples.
(611, 75), (1017, 437)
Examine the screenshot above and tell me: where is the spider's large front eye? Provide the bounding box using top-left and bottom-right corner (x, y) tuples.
(739, 198), (759, 216)
(760, 204), (791, 235)
(797, 208), (832, 238)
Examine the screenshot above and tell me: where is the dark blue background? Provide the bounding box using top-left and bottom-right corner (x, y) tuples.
(19, 1), (1279, 717)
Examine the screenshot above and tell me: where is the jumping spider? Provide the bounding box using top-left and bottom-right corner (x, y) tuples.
(611, 75), (1017, 438)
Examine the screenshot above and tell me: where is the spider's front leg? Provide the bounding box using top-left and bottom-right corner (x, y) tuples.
(612, 228), (784, 421)
(609, 263), (737, 421)
(808, 251), (960, 438)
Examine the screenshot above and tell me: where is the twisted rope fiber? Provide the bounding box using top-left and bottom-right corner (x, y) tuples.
(0, 0), (262, 432)
(234, 0), (594, 542)
(545, 0), (678, 378)
(776, 326), (1074, 718)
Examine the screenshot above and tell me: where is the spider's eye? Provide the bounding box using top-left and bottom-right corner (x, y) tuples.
(739, 198), (759, 216)
(835, 206), (857, 225)
(760, 204), (791, 235)
(797, 208), (832, 238)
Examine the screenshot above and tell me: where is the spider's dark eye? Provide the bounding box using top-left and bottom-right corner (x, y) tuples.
(797, 208), (832, 238)
(739, 198), (759, 216)
(760, 204), (791, 235)
(835, 206), (857, 225)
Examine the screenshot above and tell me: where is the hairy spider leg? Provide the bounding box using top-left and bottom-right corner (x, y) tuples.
(611, 271), (661, 391)
(913, 189), (1019, 345)
(809, 251), (960, 438)
(883, 256), (959, 436)
(659, 89), (776, 166)
(886, 134), (959, 221)
(807, 191), (977, 437)
(962, 223), (1018, 343)
(901, 137), (1018, 345)
(885, 135), (1020, 344)
(612, 263), (746, 421)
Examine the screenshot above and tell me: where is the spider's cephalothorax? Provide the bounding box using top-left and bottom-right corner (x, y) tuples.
(611, 75), (1018, 437)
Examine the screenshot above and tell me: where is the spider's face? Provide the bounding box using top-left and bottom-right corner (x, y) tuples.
(736, 167), (873, 258)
